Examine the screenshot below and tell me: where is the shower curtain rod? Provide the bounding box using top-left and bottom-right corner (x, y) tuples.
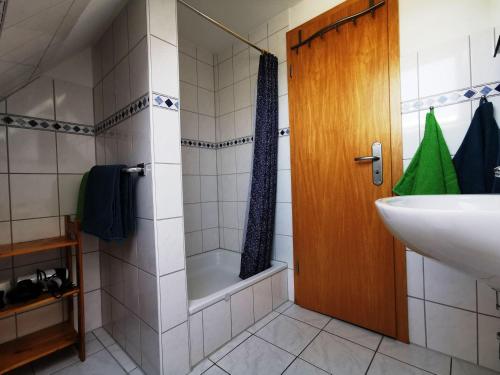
(177, 0), (269, 55)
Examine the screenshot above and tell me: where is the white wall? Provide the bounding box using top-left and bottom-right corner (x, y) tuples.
(0, 52), (98, 345)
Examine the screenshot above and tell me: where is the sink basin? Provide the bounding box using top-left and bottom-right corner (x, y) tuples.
(375, 195), (500, 290)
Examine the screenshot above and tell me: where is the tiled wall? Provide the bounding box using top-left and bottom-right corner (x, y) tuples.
(214, 10), (294, 301)
(0, 68), (98, 344)
(177, 42), (220, 256)
(188, 268), (288, 366)
(401, 27), (500, 371)
(91, 0), (160, 373)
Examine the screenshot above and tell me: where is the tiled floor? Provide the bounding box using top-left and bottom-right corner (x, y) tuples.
(8, 328), (143, 375)
(190, 301), (500, 375)
(8, 302), (500, 375)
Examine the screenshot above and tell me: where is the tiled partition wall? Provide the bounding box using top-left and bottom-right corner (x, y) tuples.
(0, 72), (99, 344)
(214, 10), (294, 301)
(92, 0), (161, 373)
(178, 42), (220, 256)
(400, 27), (500, 371)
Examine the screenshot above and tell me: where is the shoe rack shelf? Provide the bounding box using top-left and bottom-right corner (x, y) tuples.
(0, 216), (85, 375)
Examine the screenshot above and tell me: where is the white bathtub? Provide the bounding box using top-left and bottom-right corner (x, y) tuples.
(187, 249), (287, 314)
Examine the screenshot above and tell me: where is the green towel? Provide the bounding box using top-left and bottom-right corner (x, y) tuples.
(76, 172), (89, 223)
(394, 109), (461, 195)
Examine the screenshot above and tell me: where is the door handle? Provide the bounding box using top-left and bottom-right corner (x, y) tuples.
(354, 156), (380, 162)
(354, 142), (383, 186)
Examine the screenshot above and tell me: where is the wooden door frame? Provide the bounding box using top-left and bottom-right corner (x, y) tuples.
(285, 0), (409, 343)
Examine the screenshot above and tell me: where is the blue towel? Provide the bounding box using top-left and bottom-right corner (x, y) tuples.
(453, 99), (500, 193)
(83, 165), (135, 241)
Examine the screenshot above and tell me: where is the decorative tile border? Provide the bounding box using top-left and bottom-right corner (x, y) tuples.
(402, 81), (500, 114)
(0, 114), (94, 135)
(95, 93), (149, 135)
(152, 92), (179, 111)
(180, 127), (290, 149)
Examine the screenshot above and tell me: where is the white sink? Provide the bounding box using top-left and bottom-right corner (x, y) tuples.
(375, 195), (500, 290)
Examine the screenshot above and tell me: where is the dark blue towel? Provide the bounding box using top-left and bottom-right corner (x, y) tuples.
(453, 99), (500, 194)
(83, 165), (135, 241)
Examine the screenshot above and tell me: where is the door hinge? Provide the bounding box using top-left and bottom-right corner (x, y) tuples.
(296, 261), (299, 274)
(289, 64), (293, 79)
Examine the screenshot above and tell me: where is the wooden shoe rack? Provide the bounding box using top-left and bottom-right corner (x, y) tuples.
(0, 216), (85, 374)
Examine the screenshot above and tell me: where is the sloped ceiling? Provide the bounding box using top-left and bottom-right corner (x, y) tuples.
(178, 0), (301, 53)
(0, 0), (126, 100)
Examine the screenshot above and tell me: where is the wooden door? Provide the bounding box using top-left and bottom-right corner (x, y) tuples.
(287, 0), (407, 338)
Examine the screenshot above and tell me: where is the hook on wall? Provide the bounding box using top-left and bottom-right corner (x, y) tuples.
(495, 34), (500, 58)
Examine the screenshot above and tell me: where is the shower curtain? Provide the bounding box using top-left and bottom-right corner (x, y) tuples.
(239, 53), (279, 279)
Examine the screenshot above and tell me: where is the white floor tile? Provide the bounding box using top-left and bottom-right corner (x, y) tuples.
(209, 331), (251, 363)
(54, 349), (126, 375)
(32, 347), (79, 375)
(218, 335), (294, 375)
(246, 311), (279, 334)
(378, 337), (451, 375)
(188, 359), (214, 375)
(282, 304), (331, 329)
(300, 331), (374, 375)
(255, 315), (319, 355)
(283, 359), (328, 375)
(368, 353), (434, 374)
(452, 358), (500, 375)
(203, 365), (228, 375)
(93, 327), (116, 347)
(274, 301), (293, 313)
(108, 343), (137, 372)
(324, 319), (382, 350)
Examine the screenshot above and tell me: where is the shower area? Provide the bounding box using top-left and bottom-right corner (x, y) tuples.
(177, 1), (291, 366)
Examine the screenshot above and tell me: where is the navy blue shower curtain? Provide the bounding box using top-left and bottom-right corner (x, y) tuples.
(239, 53), (279, 279)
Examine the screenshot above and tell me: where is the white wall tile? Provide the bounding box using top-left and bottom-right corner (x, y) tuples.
(426, 301), (477, 362)
(202, 228), (219, 251)
(141, 320), (160, 375)
(272, 270), (288, 309)
(184, 204), (201, 233)
(180, 110), (198, 140)
(198, 88), (215, 116)
(253, 277), (272, 321)
(275, 203), (293, 236)
(420, 102), (471, 155)
(151, 36), (179, 97)
(185, 231), (202, 256)
(137, 218), (156, 275)
(197, 61), (214, 91)
(221, 174), (237, 202)
(136, 165), (154, 219)
(203, 300), (231, 355)
(477, 281), (500, 318)
(127, 0), (147, 49)
(153, 107), (181, 163)
(272, 235), (293, 268)
(198, 115), (215, 141)
(236, 173), (250, 202)
(408, 297), (426, 347)
(234, 107), (252, 138)
(131, 110), (152, 165)
(202, 202), (218, 229)
(218, 59), (234, 89)
(182, 147), (200, 175)
(249, 24), (267, 44)
(223, 227), (239, 251)
(162, 322), (190, 375)
(180, 82), (198, 112)
(231, 287), (254, 336)
(122, 263), (139, 315)
(114, 57), (131, 110)
(400, 53), (419, 101)
(268, 28), (287, 63)
(233, 50), (250, 83)
(155, 164), (183, 219)
(199, 149), (216, 175)
(200, 175), (217, 202)
(277, 170), (291, 203)
(189, 312), (204, 365)
(278, 63), (288, 97)
(101, 27), (115, 76)
(125, 313), (141, 364)
(278, 95), (289, 128)
(470, 28), (500, 86)
(220, 148), (236, 174)
(218, 86), (234, 116)
(57, 133), (95, 173)
(0, 316), (16, 344)
(58, 174), (82, 216)
(0, 127), (7, 173)
(139, 269), (159, 331)
(55, 80), (93, 125)
(8, 127), (56, 173)
(7, 77), (54, 119)
(0, 174), (9, 221)
(268, 10), (289, 35)
(197, 46), (214, 66)
(160, 270), (188, 332)
(113, 7), (129, 63)
(478, 314), (500, 371)
(234, 78), (251, 111)
(278, 135), (290, 170)
(17, 302), (63, 337)
(419, 37), (471, 97)
(406, 250), (424, 299)
(402, 112), (420, 159)
(93, 83), (103, 124)
(158, 217), (185, 276)
(235, 144), (252, 173)
(129, 38), (149, 100)
(183, 175), (200, 204)
(149, 0), (178, 46)
(179, 38), (196, 58)
(424, 258), (477, 310)
(11, 216), (59, 243)
(10, 174), (58, 220)
(179, 53), (197, 85)
(83, 251), (101, 292)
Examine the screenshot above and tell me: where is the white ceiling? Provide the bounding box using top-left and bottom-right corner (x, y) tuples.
(178, 0), (301, 53)
(0, 0), (126, 100)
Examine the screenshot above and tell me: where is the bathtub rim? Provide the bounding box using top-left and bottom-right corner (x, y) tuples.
(187, 250), (287, 315)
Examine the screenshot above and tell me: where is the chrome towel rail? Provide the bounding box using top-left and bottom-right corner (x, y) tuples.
(494, 166), (500, 178)
(122, 163), (146, 176)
